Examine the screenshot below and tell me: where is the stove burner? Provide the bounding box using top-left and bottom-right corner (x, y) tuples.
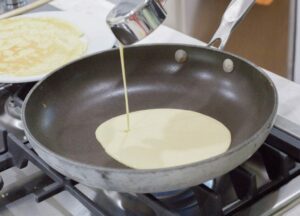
(153, 189), (200, 215)
(0, 83), (34, 142)
(101, 191), (157, 216)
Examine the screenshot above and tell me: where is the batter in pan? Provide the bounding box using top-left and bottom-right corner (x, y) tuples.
(95, 45), (231, 169)
(95, 109), (231, 169)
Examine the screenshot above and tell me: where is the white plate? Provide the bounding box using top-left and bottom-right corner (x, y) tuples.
(0, 11), (116, 83)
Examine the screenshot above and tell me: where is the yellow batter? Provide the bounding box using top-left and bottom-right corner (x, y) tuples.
(119, 44), (130, 131)
(95, 109), (231, 169)
(0, 17), (87, 76)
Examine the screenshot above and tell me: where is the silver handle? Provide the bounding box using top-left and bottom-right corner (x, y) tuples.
(208, 0), (255, 50)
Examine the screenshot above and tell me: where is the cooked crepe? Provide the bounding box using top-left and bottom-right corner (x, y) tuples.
(0, 17), (87, 76)
(95, 109), (231, 169)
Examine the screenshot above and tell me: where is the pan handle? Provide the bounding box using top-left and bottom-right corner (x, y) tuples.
(208, 0), (255, 50)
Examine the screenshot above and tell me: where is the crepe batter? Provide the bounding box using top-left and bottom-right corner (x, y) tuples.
(95, 109), (231, 169)
(95, 45), (231, 169)
(119, 44), (130, 131)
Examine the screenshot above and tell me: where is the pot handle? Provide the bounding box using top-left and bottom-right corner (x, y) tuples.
(208, 0), (255, 50)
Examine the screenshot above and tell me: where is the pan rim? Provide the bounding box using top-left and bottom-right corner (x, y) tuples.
(22, 43), (278, 175)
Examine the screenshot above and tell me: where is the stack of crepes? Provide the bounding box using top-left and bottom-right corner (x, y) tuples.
(0, 17), (87, 76)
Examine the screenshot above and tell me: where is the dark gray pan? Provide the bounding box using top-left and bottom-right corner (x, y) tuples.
(22, 44), (277, 193)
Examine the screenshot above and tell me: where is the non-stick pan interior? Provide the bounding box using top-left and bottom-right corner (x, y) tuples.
(24, 45), (276, 169)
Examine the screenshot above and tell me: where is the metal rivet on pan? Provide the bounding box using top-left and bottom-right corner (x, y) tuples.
(223, 58), (234, 73)
(23, 136), (28, 142)
(175, 49), (188, 63)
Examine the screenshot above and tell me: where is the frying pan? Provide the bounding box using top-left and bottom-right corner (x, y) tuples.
(22, 1), (277, 193)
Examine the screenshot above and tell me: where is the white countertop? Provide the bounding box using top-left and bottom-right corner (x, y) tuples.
(49, 0), (300, 138)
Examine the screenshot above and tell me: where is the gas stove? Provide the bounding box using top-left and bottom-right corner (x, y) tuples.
(0, 83), (300, 216)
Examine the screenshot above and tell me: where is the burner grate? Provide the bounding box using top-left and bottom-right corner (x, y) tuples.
(2, 132), (109, 216)
(0, 126), (300, 216)
(0, 130), (176, 215)
(145, 128), (300, 216)
(267, 127), (300, 161)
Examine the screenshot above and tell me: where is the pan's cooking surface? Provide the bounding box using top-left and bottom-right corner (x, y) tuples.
(24, 45), (276, 170)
